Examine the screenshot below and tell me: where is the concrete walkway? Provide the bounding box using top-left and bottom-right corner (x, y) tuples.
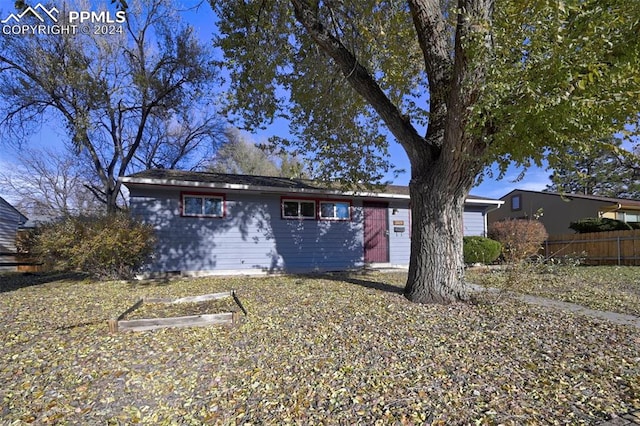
(468, 284), (640, 425)
(598, 411), (640, 426)
(468, 284), (640, 329)
(516, 293), (640, 328)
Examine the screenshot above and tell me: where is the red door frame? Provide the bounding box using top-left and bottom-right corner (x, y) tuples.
(363, 201), (389, 263)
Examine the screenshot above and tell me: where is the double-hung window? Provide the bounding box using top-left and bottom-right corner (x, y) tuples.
(319, 201), (351, 220)
(182, 193), (224, 218)
(282, 199), (316, 219)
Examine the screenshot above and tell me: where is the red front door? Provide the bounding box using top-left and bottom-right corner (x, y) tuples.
(363, 202), (389, 263)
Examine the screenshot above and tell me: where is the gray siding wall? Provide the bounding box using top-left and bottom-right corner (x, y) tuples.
(386, 204), (487, 265)
(130, 188), (365, 274)
(0, 198), (25, 253)
(129, 187), (491, 274)
(388, 201), (411, 265)
(463, 207), (487, 236)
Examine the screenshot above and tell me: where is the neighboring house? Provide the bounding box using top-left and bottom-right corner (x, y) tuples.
(0, 196), (27, 254)
(0, 196), (28, 272)
(121, 169), (503, 276)
(489, 189), (640, 236)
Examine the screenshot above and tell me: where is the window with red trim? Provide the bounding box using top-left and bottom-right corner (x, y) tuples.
(182, 193), (224, 218)
(319, 201), (351, 220)
(282, 199), (316, 219)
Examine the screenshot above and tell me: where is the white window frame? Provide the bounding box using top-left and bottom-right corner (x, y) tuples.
(182, 193), (224, 218)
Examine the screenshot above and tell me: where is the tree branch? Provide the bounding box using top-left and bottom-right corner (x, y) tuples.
(289, 0), (429, 166)
(407, 0), (452, 150)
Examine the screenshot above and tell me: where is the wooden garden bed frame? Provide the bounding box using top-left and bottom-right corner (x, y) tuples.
(108, 290), (247, 332)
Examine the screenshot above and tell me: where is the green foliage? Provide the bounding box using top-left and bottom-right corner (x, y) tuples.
(211, 0), (640, 302)
(546, 137), (640, 198)
(212, 0), (640, 183)
(211, 0), (426, 183)
(488, 219), (548, 263)
(569, 217), (634, 233)
(34, 213), (155, 280)
(463, 236), (502, 264)
(482, 0), (640, 175)
(208, 129), (308, 178)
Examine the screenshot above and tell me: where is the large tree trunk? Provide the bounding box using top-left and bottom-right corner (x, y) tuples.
(404, 168), (471, 304)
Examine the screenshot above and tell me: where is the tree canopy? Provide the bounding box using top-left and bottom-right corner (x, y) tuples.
(0, 0), (224, 212)
(212, 0), (640, 183)
(208, 129), (309, 178)
(546, 137), (640, 199)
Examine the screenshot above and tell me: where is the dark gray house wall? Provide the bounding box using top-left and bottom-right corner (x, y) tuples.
(489, 189), (640, 236)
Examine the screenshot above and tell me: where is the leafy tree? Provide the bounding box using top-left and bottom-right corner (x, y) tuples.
(546, 138), (640, 198)
(210, 0), (640, 304)
(208, 128), (309, 178)
(0, 0), (223, 213)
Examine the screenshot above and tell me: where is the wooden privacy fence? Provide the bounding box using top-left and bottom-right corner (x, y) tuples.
(543, 230), (640, 266)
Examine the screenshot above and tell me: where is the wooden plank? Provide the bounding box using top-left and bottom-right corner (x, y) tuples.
(232, 290), (248, 316)
(108, 319), (119, 333)
(115, 298), (144, 321)
(142, 297), (175, 303)
(117, 313), (234, 332)
(544, 229), (640, 266)
(144, 291), (232, 305)
(109, 290), (245, 332)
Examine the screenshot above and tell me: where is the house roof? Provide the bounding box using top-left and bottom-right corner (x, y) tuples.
(501, 189), (640, 210)
(121, 169), (502, 205)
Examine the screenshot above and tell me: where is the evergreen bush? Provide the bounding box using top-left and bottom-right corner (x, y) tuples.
(463, 236), (502, 264)
(569, 217), (633, 233)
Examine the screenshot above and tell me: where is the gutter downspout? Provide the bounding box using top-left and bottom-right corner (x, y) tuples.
(483, 202), (505, 236)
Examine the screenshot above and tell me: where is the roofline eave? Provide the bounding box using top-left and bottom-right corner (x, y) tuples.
(119, 176), (503, 205)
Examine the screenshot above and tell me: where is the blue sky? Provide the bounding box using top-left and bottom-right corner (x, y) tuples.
(0, 0), (553, 202)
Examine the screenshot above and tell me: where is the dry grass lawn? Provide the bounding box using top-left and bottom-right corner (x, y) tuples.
(1, 268), (639, 424)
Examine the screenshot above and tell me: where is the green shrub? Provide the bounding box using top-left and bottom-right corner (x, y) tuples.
(34, 212), (156, 280)
(569, 217), (633, 233)
(488, 219), (548, 263)
(463, 236), (502, 264)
